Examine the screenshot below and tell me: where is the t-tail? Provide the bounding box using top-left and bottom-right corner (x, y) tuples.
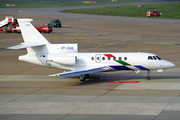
(7, 19), (78, 66)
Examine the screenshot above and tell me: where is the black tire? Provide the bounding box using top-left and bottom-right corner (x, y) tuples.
(80, 75), (86, 81)
(146, 76), (150, 80)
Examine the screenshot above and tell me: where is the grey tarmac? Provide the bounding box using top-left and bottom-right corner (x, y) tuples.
(0, 1), (180, 120)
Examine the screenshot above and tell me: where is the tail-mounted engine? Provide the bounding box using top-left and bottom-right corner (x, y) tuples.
(50, 56), (77, 66)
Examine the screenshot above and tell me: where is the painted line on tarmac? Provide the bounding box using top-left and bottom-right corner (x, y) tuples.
(0, 78), (78, 81)
(107, 79), (180, 83)
(0, 78), (179, 82)
(108, 81), (139, 83)
(0, 39), (22, 41)
(136, 79), (180, 81)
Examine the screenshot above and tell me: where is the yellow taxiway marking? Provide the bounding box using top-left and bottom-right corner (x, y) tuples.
(149, 43), (175, 45)
(0, 39), (22, 41)
(0, 78), (78, 81)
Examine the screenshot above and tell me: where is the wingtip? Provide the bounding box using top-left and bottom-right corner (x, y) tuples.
(48, 74), (61, 77)
(17, 18), (33, 23)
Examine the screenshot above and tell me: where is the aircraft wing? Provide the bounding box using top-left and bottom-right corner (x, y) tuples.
(49, 66), (111, 77)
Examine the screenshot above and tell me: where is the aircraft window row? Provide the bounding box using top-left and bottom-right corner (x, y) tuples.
(91, 57), (127, 61)
(148, 56), (162, 60)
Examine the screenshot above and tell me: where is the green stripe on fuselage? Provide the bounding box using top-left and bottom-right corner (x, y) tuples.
(115, 60), (131, 66)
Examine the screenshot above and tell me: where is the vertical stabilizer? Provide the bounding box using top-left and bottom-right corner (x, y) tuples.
(17, 19), (50, 44)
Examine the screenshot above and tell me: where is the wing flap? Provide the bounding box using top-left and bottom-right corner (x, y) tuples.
(49, 66), (110, 78)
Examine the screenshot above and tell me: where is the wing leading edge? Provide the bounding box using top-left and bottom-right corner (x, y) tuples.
(49, 66), (110, 78)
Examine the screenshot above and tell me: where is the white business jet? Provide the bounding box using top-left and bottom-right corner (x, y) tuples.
(8, 19), (175, 81)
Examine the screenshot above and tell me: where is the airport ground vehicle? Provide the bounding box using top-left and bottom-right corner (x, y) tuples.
(49, 19), (61, 27)
(0, 17), (52, 33)
(35, 24), (52, 33)
(146, 10), (162, 17)
(0, 16), (20, 33)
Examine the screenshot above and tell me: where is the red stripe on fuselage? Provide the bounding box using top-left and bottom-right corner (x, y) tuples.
(104, 54), (115, 57)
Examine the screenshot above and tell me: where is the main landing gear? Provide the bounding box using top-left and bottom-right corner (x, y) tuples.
(80, 74), (89, 81)
(146, 71), (151, 80)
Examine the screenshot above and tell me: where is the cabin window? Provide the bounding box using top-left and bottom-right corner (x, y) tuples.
(108, 57), (111, 60)
(102, 57), (105, 61)
(124, 57), (127, 61)
(91, 57), (94, 61)
(113, 57), (116, 60)
(119, 57), (121, 60)
(97, 57), (100, 60)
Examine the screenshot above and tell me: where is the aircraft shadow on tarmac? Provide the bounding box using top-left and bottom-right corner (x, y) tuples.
(64, 71), (179, 86)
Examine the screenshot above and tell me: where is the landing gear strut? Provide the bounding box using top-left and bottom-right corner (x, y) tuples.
(146, 71), (151, 80)
(80, 74), (89, 81)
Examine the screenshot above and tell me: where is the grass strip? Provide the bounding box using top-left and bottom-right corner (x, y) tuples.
(0, 0), (141, 8)
(62, 2), (180, 19)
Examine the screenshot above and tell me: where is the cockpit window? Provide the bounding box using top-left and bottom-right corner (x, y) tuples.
(153, 56), (157, 60)
(148, 56), (162, 60)
(156, 56), (162, 60)
(148, 56), (153, 60)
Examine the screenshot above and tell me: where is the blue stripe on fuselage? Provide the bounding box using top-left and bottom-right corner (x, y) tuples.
(109, 66), (133, 70)
(134, 65), (149, 70)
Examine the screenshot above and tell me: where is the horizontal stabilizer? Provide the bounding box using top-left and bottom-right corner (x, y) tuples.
(49, 66), (110, 78)
(7, 42), (45, 49)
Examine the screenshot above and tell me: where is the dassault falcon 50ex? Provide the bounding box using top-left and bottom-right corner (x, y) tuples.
(8, 19), (175, 81)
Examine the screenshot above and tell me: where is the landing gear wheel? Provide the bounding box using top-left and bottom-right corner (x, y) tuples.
(80, 74), (89, 82)
(80, 75), (86, 81)
(146, 71), (151, 81)
(146, 76), (150, 80)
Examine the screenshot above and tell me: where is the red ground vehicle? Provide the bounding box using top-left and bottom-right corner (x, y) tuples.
(35, 24), (52, 33)
(146, 10), (162, 17)
(0, 17), (20, 33)
(11, 19), (21, 33)
(1, 17), (52, 33)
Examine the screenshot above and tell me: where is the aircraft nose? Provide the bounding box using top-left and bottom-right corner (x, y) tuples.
(163, 60), (175, 69)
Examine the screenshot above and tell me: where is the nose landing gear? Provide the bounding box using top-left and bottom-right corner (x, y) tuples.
(146, 71), (151, 80)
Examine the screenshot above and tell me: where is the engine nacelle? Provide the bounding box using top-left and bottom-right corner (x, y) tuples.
(50, 56), (77, 66)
